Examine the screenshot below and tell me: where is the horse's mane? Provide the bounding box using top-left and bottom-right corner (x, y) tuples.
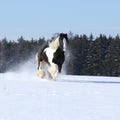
(49, 36), (60, 49)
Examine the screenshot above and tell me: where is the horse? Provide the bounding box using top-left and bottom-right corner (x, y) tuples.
(35, 33), (69, 79)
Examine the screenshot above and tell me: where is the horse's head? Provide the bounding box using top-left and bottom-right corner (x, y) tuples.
(59, 33), (69, 51)
(48, 33), (69, 50)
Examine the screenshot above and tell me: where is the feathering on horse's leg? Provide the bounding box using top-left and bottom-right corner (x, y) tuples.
(37, 61), (46, 78)
(48, 63), (58, 80)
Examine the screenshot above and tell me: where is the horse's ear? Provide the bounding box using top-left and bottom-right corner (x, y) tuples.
(65, 33), (68, 37)
(59, 33), (63, 36)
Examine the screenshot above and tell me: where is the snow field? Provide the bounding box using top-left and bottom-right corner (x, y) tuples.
(0, 72), (120, 120)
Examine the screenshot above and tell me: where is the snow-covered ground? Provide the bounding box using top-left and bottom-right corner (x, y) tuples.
(0, 61), (120, 120)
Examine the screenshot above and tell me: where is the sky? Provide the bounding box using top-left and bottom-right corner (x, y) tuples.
(0, 0), (120, 40)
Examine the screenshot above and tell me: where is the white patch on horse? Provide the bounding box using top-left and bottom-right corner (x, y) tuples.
(44, 47), (58, 79)
(44, 47), (56, 64)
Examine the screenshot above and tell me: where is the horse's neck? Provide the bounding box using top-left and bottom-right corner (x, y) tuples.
(49, 36), (60, 49)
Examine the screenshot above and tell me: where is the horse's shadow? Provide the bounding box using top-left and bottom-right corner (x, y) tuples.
(58, 79), (120, 84)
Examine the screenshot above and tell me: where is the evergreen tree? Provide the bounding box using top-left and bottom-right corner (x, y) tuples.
(0, 34), (119, 76)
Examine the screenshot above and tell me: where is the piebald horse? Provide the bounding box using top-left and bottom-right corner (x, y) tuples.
(36, 33), (68, 79)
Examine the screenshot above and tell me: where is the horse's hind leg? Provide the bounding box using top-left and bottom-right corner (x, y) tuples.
(37, 61), (46, 78)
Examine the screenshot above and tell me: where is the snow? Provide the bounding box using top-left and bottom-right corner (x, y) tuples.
(0, 61), (120, 120)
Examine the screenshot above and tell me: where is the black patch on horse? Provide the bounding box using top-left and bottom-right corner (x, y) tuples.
(52, 47), (65, 72)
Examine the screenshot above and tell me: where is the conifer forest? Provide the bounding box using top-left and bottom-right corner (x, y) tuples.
(0, 33), (120, 76)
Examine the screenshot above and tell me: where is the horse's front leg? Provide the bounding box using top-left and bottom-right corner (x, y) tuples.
(58, 64), (63, 73)
(48, 63), (58, 80)
(37, 61), (46, 78)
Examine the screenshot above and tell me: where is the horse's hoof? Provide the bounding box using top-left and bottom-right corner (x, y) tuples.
(37, 71), (45, 78)
(50, 71), (58, 80)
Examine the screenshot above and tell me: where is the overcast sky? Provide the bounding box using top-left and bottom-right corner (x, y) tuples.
(0, 0), (120, 40)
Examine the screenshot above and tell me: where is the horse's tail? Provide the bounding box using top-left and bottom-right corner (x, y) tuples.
(35, 52), (38, 64)
(35, 52), (41, 70)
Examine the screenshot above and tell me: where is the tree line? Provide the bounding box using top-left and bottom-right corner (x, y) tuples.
(0, 33), (120, 76)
